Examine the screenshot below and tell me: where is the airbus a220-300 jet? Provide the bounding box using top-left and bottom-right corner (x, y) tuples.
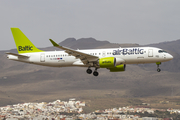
(7, 28), (173, 76)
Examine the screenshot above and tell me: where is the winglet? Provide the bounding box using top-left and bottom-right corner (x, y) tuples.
(49, 39), (59, 47)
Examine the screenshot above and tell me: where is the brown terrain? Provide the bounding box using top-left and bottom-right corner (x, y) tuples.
(0, 38), (180, 112)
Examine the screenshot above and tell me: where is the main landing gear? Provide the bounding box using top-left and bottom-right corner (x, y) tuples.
(86, 68), (92, 74)
(156, 62), (161, 72)
(86, 67), (99, 76)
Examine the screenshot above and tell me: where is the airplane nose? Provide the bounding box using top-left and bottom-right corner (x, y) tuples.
(168, 54), (173, 60)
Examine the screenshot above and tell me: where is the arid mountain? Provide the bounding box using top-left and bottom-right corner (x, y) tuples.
(41, 38), (140, 51)
(0, 38), (179, 107)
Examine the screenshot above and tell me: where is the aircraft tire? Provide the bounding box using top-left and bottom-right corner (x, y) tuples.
(86, 69), (92, 74)
(93, 71), (99, 76)
(157, 68), (161, 72)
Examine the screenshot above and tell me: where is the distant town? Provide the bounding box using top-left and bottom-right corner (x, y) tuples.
(0, 99), (180, 120)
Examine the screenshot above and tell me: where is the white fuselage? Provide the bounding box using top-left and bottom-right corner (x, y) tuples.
(7, 47), (173, 68)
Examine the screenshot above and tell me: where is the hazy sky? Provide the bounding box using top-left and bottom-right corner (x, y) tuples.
(1, 0), (180, 50)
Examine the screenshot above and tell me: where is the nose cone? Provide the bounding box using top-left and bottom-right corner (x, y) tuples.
(167, 54), (173, 60)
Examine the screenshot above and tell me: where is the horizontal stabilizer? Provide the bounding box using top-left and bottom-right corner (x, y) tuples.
(6, 52), (29, 58)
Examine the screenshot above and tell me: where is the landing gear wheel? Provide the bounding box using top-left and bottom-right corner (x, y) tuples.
(86, 69), (92, 74)
(156, 62), (161, 72)
(93, 71), (99, 76)
(157, 68), (161, 72)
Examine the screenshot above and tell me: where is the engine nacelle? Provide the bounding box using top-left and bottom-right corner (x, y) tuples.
(99, 57), (115, 68)
(116, 58), (125, 65)
(99, 57), (125, 68)
(109, 64), (126, 72)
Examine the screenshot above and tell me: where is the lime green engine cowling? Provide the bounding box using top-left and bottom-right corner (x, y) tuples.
(109, 64), (126, 72)
(99, 57), (116, 68)
(99, 57), (126, 72)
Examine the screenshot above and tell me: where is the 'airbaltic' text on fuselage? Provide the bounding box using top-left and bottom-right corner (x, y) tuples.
(113, 48), (144, 55)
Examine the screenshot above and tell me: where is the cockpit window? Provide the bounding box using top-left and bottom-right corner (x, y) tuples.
(158, 50), (167, 53)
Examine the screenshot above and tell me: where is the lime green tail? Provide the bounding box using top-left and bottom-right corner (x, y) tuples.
(11, 28), (44, 54)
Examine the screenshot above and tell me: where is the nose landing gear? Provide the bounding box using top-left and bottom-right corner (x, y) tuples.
(157, 68), (161, 72)
(156, 62), (161, 72)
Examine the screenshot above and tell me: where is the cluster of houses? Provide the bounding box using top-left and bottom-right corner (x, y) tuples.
(95, 106), (155, 114)
(0, 99), (179, 120)
(0, 99), (85, 119)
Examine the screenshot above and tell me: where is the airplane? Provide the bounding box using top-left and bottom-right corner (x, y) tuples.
(6, 28), (173, 76)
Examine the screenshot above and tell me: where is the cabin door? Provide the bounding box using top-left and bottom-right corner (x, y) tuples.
(102, 51), (106, 57)
(148, 49), (153, 57)
(40, 53), (45, 62)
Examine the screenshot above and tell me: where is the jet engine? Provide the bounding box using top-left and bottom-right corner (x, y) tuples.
(109, 64), (126, 72)
(98, 57), (125, 68)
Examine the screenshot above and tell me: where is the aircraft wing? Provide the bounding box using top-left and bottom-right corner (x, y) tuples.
(49, 39), (99, 64)
(6, 52), (29, 58)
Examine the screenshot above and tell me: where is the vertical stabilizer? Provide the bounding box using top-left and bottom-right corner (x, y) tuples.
(11, 28), (44, 54)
